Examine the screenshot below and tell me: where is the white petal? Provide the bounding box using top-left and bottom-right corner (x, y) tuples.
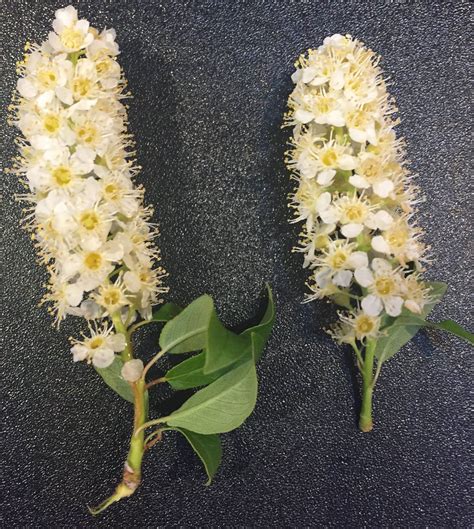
(108, 333), (126, 352)
(341, 223), (363, 238)
(338, 154), (357, 171)
(294, 109), (314, 124)
(124, 271), (141, 293)
(56, 5), (77, 27)
(349, 174), (370, 189)
(348, 127), (366, 144)
(301, 67), (317, 84)
(373, 179), (394, 198)
(65, 283), (83, 306)
(92, 348), (115, 368)
(55, 86), (74, 105)
(291, 69), (302, 83)
(17, 78), (37, 98)
(404, 300), (422, 314)
(327, 111), (345, 127)
(354, 267), (374, 287)
(121, 359), (144, 382)
(373, 210), (394, 230)
(315, 269), (332, 288)
(371, 258), (392, 273)
(330, 69), (345, 90)
(347, 251), (368, 269)
(320, 206), (340, 224)
(316, 169), (336, 185)
(384, 296), (404, 317)
(333, 270), (353, 287)
(361, 295), (383, 316)
(103, 241), (124, 262)
(315, 192), (331, 212)
(372, 235), (391, 254)
(71, 344), (88, 362)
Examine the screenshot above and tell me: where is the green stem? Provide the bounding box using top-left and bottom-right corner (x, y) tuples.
(359, 339), (376, 432)
(111, 312), (133, 362)
(89, 379), (148, 515)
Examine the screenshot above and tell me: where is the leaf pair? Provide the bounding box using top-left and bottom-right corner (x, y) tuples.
(144, 286), (274, 483)
(96, 286), (275, 485)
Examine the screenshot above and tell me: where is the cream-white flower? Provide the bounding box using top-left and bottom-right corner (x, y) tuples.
(285, 34), (428, 339)
(10, 6), (168, 363)
(71, 323), (126, 368)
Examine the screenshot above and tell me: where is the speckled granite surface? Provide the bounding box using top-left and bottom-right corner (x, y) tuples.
(1, 1), (472, 527)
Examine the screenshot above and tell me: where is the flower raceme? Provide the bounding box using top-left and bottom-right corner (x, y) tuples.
(9, 7), (277, 512)
(285, 34), (432, 344)
(284, 34), (473, 432)
(9, 5), (167, 369)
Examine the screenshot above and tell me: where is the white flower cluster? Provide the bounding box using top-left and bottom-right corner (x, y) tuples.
(285, 34), (433, 344)
(10, 6), (167, 368)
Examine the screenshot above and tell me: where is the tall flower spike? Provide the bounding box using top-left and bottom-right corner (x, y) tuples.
(9, 6), (277, 513)
(284, 34), (473, 431)
(10, 5), (168, 362)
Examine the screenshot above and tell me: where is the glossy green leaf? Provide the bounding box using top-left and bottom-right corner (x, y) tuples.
(375, 281), (448, 363)
(151, 302), (183, 322)
(159, 295), (214, 354)
(164, 361), (258, 434)
(163, 427), (222, 485)
(240, 284), (275, 362)
(387, 315), (474, 345)
(95, 357), (134, 403)
(164, 352), (222, 390)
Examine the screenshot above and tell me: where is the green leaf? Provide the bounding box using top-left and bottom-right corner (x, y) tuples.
(374, 280), (448, 363)
(159, 294), (251, 375)
(159, 295), (214, 354)
(95, 357), (134, 403)
(151, 302), (183, 322)
(387, 315), (474, 345)
(164, 352), (222, 390)
(203, 311), (249, 374)
(164, 361), (258, 434)
(240, 284), (275, 362)
(163, 427), (222, 485)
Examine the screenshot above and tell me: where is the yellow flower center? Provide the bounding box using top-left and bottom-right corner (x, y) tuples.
(89, 336), (104, 349)
(73, 77), (92, 98)
(315, 96), (331, 114)
(375, 276), (395, 296)
(386, 227), (409, 249)
(37, 69), (58, 89)
(77, 124), (98, 145)
(43, 113), (60, 134)
(321, 148), (338, 167)
(314, 234), (329, 249)
(104, 183), (119, 199)
(80, 211), (99, 230)
(96, 58), (111, 75)
(84, 252), (102, 270)
(52, 166), (72, 186)
(103, 288), (121, 306)
(329, 249), (348, 269)
(343, 204), (366, 223)
(355, 315), (375, 335)
(60, 27), (84, 50)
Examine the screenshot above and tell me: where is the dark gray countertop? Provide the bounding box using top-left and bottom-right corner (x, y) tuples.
(1, 1), (472, 527)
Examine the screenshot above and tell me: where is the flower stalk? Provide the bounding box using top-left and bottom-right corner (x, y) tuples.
(284, 34), (436, 431)
(359, 340), (375, 432)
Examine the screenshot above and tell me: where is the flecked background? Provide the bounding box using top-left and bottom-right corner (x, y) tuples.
(1, 1), (472, 527)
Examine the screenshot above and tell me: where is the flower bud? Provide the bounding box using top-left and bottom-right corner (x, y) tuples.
(121, 359), (144, 382)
